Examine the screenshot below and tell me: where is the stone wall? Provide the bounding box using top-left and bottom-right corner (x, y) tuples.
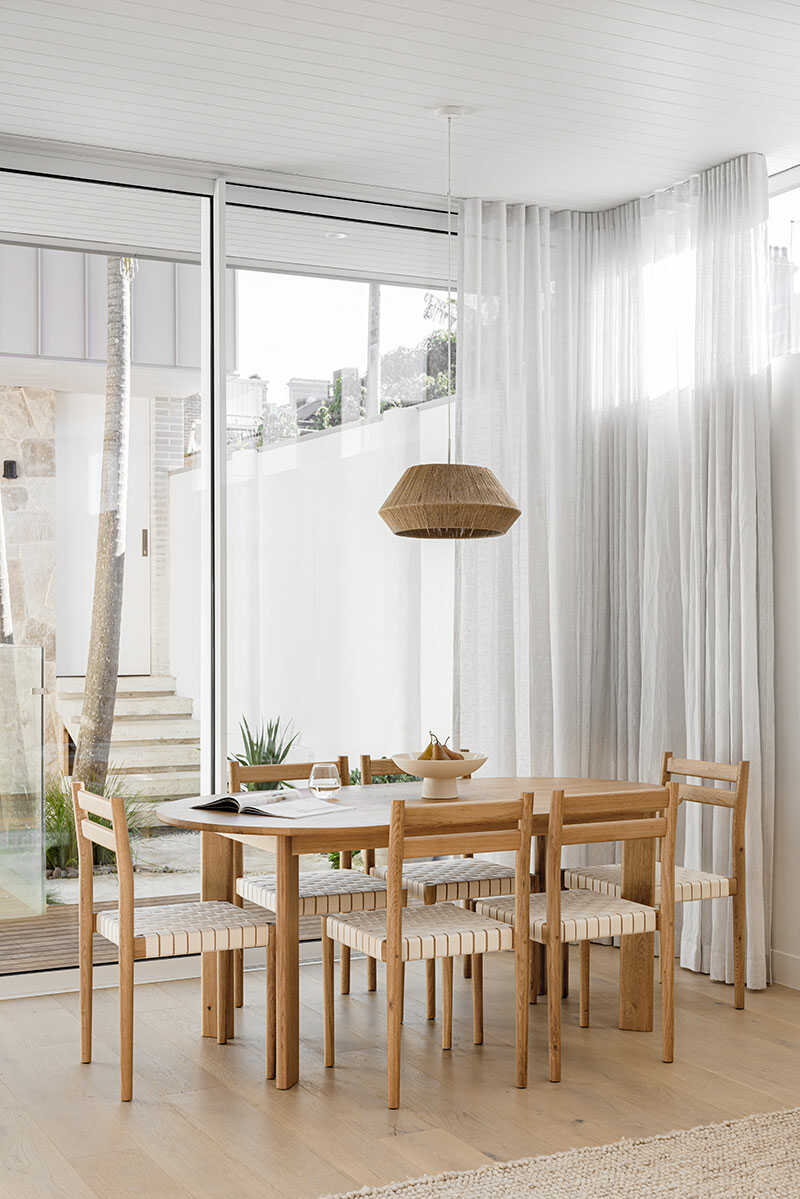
(0, 386), (57, 772)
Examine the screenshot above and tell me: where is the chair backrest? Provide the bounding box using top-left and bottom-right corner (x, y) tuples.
(359, 755), (404, 785)
(545, 786), (678, 938)
(71, 780), (135, 947)
(384, 796), (534, 963)
(360, 751), (474, 784)
(660, 752), (749, 881)
(229, 755), (350, 791)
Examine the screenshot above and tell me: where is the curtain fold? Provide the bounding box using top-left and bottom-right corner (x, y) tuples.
(454, 153), (773, 990)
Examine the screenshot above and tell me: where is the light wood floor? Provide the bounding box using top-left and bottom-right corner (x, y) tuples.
(1, 946), (798, 1199)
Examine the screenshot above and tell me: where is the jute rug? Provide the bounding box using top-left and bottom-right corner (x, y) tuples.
(323, 1108), (800, 1198)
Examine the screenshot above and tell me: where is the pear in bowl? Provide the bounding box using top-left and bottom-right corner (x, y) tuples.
(391, 749), (488, 800)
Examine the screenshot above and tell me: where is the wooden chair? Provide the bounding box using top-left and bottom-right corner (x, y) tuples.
(323, 794), (533, 1108)
(71, 781), (276, 1101)
(230, 756), (387, 1006)
(477, 785), (677, 1081)
(362, 752), (516, 1017)
(564, 755), (749, 1009)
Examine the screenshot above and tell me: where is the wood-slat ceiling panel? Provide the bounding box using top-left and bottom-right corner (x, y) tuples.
(1, 1), (799, 207)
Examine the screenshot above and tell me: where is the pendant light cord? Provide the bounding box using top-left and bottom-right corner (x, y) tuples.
(446, 114), (454, 467)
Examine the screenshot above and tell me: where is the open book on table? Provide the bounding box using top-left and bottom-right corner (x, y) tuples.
(191, 791), (352, 819)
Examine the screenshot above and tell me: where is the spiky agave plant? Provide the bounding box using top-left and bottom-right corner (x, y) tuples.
(230, 716), (300, 791)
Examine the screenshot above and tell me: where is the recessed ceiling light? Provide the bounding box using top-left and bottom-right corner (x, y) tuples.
(325, 231), (348, 240)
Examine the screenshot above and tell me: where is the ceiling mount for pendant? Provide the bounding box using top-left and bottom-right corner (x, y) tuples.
(378, 106), (522, 541)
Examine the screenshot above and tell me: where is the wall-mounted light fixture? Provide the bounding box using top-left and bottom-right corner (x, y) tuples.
(3, 460), (17, 480)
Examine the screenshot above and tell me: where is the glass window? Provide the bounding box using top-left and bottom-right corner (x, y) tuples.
(224, 203), (455, 882)
(0, 173), (209, 969)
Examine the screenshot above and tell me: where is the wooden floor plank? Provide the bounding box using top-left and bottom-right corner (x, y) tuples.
(0, 946), (797, 1199)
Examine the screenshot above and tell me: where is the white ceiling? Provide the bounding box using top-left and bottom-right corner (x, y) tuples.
(2, 0), (800, 209)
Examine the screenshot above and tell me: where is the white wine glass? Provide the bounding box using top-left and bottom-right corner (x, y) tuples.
(309, 762), (341, 801)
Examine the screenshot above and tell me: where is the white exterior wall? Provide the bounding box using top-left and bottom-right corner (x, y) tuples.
(0, 243), (236, 375)
(169, 402), (454, 766)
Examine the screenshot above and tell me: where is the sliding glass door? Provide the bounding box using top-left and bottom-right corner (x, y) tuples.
(220, 195), (456, 876)
(0, 166), (458, 975)
(0, 170), (212, 971)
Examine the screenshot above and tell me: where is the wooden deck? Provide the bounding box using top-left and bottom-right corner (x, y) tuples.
(0, 897), (321, 975)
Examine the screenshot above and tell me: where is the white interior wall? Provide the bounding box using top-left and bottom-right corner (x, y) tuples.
(169, 402), (454, 767)
(770, 353), (800, 988)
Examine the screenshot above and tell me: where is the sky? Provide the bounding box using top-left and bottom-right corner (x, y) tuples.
(236, 270), (445, 407)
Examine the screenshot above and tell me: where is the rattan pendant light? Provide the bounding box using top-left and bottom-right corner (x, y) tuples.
(379, 110), (521, 540)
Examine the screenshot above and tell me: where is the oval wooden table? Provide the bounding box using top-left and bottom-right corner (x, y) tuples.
(157, 776), (658, 1090)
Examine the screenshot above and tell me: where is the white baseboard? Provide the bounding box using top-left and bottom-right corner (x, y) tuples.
(0, 939), (334, 1001)
(0, 955), (203, 1000)
(772, 948), (800, 990)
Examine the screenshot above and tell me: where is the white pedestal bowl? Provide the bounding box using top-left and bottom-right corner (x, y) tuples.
(391, 752), (488, 801)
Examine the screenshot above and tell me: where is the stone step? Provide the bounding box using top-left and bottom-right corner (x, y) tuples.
(109, 717), (201, 743)
(109, 743), (202, 771)
(62, 716), (201, 744)
(121, 771), (202, 800)
(56, 675), (177, 696)
(57, 695), (193, 720)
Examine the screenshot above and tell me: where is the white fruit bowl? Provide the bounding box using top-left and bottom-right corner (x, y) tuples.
(391, 751), (488, 801)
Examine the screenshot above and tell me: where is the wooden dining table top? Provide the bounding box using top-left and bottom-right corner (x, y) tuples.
(156, 775), (653, 850)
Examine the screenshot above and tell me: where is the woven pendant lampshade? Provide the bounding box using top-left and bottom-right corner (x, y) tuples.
(379, 463), (521, 539)
(378, 111), (522, 541)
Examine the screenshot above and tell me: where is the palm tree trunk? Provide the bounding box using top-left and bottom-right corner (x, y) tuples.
(73, 256), (136, 793)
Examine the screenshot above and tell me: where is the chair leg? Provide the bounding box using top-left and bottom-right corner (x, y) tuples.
(339, 945), (351, 995)
(79, 915), (93, 1064)
(400, 962), (405, 1024)
(547, 937), (563, 1082)
(119, 952), (134, 1102)
(322, 919), (335, 1068)
(216, 950), (229, 1045)
(266, 932), (276, 1080)
(733, 889), (746, 1010)
(233, 949), (244, 1009)
(233, 842), (244, 1008)
(463, 900), (475, 978)
(339, 852), (352, 995)
(516, 940), (530, 1089)
(387, 958), (403, 1109)
(661, 916), (675, 1065)
(472, 954), (484, 1044)
(580, 941), (590, 1028)
(529, 944), (539, 1005)
(425, 959), (436, 1020)
(363, 850), (377, 992)
(442, 957), (454, 1051)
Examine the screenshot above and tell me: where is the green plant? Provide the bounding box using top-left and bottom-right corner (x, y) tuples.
(307, 374), (367, 431)
(230, 715), (300, 791)
(45, 771), (146, 871)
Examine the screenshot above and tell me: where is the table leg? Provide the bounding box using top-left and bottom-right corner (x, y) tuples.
(201, 832), (234, 1038)
(276, 837), (300, 1089)
(619, 836), (656, 1032)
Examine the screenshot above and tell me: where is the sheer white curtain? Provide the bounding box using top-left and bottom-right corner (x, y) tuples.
(454, 154), (774, 990)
